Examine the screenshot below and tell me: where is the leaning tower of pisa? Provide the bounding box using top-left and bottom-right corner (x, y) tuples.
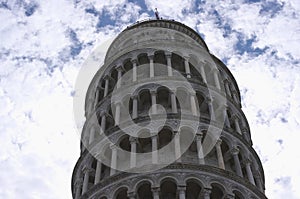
(72, 19), (267, 199)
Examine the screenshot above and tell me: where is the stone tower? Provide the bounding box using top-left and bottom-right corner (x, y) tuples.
(72, 19), (267, 199)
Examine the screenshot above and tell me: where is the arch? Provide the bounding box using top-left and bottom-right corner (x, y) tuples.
(159, 177), (178, 199)
(138, 89), (152, 118)
(233, 190), (244, 199)
(158, 127), (174, 149)
(196, 91), (209, 116)
(185, 178), (203, 199)
(114, 187), (129, 199)
(175, 87), (190, 114)
(171, 53), (185, 75)
(157, 86), (172, 114)
(136, 180), (153, 199)
(210, 183), (225, 199)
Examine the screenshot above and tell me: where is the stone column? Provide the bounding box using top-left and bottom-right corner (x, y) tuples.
(213, 68), (221, 90)
(223, 105), (230, 127)
(224, 81), (232, 98)
(178, 186), (186, 199)
(149, 54), (154, 78)
(166, 52), (173, 76)
(152, 187), (160, 199)
(202, 188), (211, 199)
(231, 147), (243, 177)
(150, 90), (157, 114)
(152, 135), (158, 164)
(104, 76), (109, 97)
(94, 160), (102, 184)
(132, 59), (137, 82)
(94, 87), (100, 108)
(116, 65), (123, 89)
(184, 56), (191, 78)
(75, 180), (83, 199)
(245, 159), (255, 185)
(174, 131), (181, 162)
(254, 172), (264, 192)
(199, 63), (207, 83)
(215, 139), (225, 169)
(100, 115), (106, 134)
(128, 192), (136, 199)
(232, 91), (239, 104)
(132, 95), (138, 119)
(110, 144), (117, 175)
(89, 126), (95, 144)
(233, 116), (242, 134)
(82, 167), (91, 194)
(207, 98), (216, 120)
(87, 98), (93, 116)
(130, 137), (137, 168)
(114, 102), (121, 125)
(171, 91), (177, 113)
(196, 134), (205, 164)
(190, 92), (198, 116)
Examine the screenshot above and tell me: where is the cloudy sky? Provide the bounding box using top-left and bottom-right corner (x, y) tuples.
(0, 0), (299, 198)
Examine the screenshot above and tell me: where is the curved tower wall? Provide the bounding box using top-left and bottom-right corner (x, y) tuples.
(72, 19), (266, 199)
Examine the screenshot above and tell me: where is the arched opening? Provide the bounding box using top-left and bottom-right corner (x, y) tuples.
(158, 128), (173, 149)
(203, 130), (218, 167)
(100, 163), (110, 181)
(160, 179), (178, 199)
(115, 187), (129, 199)
(189, 63), (203, 83)
(157, 87), (171, 113)
(137, 181), (153, 199)
(210, 183), (224, 198)
(176, 88), (190, 114)
(137, 53), (149, 79)
(196, 92), (209, 116)
(233, 190), (244, 199)
(180, 127), (196, 163)
(172, 53), (185, 75)
(122, 59), (133, 86)
(138, 131), (152, 153)
(154, 51), (167, 76)
(221, 139), (234, 172)
(119, 135), (131, 152)
(138, 89), (151, 118)
(186, 179), (202, 199)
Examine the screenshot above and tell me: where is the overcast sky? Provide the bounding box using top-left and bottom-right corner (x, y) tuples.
(0, 0), (299, 198)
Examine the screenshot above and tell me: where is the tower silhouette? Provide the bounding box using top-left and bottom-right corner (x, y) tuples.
(72, 19), (267, 199)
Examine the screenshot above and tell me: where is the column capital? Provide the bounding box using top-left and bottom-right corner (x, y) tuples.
(115, 64), (124, 72)
(150, 89), (157, 95)
(75, 179), (83, 188)
(243, 157), (252, 165)
(110, 144), (118, 150)
(202, 187), (211, 196)
(196, 133), (203, 141)
(165, 51), (172, 58)
(216, 139), (222, 146)
(131, 58), (138, 64)
(148, 53), (155, 59)
(127, 191), (136, 198)
(177, 185), (186, 190)
(231, 146), (239, 155)
(82, 166), (92, 174)
(131, 94), (138, 100)
(104, 75), (110, 80)
(151, 186), (160, 193)
(129, 136), (138, 144)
